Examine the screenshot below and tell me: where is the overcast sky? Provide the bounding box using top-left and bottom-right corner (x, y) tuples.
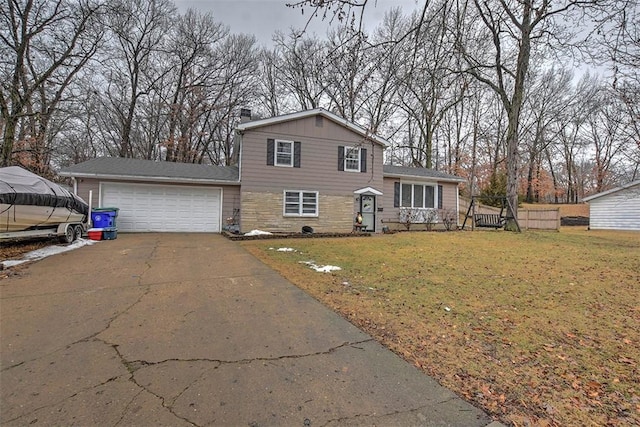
(173, 0), (422, 45)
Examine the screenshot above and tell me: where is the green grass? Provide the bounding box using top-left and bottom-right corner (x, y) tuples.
(243, 228), (640, 426)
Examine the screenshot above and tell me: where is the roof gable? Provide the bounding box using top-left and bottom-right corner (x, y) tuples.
(583, 180), (640, 202)
(237, 108), (389, 147)
(59, 157), (239, 183)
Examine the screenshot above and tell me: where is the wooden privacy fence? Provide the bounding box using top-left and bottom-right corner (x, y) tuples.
(517, 208), (560, 231)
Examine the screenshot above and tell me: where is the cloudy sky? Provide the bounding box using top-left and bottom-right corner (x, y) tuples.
(173, 0), (422, 45)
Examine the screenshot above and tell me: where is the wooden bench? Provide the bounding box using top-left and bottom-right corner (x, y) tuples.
(353, 223), (367, 232)
(474, 214), (505, 229)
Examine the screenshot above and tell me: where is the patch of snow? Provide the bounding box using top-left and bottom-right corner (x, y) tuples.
(1, 238), (97, 268)
(276, 247), (296, 252)
(300, 260), (342, 273)
(315, 265), (341, 273)
(244, 229), (273, 236)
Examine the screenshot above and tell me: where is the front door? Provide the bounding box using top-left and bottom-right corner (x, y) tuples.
(360, 195), (376, 232)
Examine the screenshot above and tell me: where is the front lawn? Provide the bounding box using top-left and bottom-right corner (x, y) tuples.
(242, 228), (639, 426)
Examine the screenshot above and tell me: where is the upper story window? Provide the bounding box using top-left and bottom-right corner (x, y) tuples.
(344, 147), (361, 172)
(267, 139), (301, 168)
(276, 140), (293, 167)
(338, 145), (367, 173)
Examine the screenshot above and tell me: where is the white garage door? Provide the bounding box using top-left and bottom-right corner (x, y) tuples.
(101, 182), (221, 232)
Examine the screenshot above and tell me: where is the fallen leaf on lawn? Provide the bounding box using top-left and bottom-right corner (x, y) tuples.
(618, 356), (635, 365)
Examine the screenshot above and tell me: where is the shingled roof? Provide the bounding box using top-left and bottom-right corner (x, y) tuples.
(237, 108), (390, 148)
(383, 165), (465, 183)
(59, 157), (239, 184)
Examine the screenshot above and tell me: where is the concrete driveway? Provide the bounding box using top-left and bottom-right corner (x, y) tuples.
(1, 234), (496, 426)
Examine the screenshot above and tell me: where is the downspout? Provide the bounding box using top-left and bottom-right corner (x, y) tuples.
(237, 130), (243, 232)
(456, 185), (460, 228)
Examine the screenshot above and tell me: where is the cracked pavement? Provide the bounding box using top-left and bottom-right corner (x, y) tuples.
(1, 234), (495, 426)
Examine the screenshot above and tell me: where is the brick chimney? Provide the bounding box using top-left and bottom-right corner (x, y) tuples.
(240, 108), (251, 123)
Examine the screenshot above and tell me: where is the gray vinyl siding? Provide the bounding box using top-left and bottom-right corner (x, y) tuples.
(588, 188), (640, 231)
(240, 116), (384, 195)
(382, 177), (459, 223)
(75, 179), (101, 208)
(220, 185), (241, 228)
(75, 178), (240, 229)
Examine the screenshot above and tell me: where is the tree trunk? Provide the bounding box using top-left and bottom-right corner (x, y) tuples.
(1, 117), (18, 166)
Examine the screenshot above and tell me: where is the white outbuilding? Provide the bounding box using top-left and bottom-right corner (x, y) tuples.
(583, 180), (640, 231)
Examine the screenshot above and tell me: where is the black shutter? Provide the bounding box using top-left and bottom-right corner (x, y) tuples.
(438, 185), (443, 209)
(338, 146), (345, 171)
(360, 148), (367, 173)
(267, 139), (275, 165)
(294, 141), (301, 168)
(394, 182), (400, 207)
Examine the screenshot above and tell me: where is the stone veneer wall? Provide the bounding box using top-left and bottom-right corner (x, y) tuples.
(241, 191), (353, 233)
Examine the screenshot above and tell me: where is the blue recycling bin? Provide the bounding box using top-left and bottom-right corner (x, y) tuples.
(91, 208), (119, 228)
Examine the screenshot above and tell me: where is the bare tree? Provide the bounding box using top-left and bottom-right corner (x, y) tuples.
(360, 7), (405, 135)
(0, 0), (103, 171)
(547, 73), (600, 202)
(162, 9), (228, 162)
(395, 1), (467, 169)
(323, 28), (374, 122)
(104, 0), (174, 158)
(453, 0), (607, 223)
(257, 48), (288, 117)
(519, 66), (574, 202)
(273, 31), (328, 110)
(585, 88), (630, 191)
(201, 33), (260, 166)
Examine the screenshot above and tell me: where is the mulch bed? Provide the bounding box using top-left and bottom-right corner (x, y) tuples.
(222, 231), (372, 241)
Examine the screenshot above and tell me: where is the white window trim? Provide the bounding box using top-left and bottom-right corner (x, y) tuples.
(344, 146), (361, 172)
(400, 181), (438, 209)
(283, 190), (319, 217)
(275, 139), (294, 167)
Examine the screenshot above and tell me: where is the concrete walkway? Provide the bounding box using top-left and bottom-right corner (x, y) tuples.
(1, 234), (497, 426)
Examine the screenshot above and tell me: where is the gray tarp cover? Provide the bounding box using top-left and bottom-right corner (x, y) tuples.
(0, 166), (88, 215)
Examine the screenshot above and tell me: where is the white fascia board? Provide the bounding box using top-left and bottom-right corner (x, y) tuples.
(583, 180), (640, 202)
(237, 108), (390, 148)
(383, 173), (465, 183)
(354, 186), (383, 196)
(58, 172), (240, 185)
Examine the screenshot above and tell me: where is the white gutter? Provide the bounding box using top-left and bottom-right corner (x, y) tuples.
(237, 108), (390, 148)
(383, 173), (465, 184)
(58, 172), (240, 185)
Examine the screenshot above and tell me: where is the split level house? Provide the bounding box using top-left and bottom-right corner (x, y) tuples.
(60, 109), (465, 234)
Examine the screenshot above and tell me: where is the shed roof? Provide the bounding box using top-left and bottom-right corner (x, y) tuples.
(59, 157), (239, 184)
(582, 180), (640, 202)
(237, 108), (390, 148)
(383, 165), (465, 183)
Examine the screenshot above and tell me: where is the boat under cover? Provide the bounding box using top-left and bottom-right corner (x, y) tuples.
(0, 166), (89, 233)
